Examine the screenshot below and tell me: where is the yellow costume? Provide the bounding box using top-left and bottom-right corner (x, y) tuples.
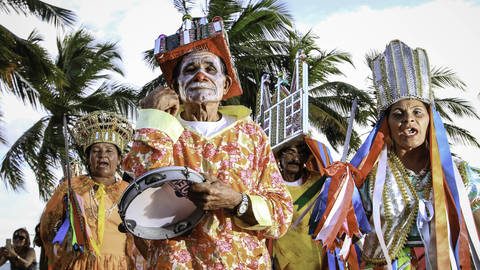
(39, 111), (134, 269)
(40, 175), (133, 269)
(273, 173), (324, 270)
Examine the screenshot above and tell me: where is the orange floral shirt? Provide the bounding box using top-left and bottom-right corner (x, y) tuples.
(123, 107), (293, 269)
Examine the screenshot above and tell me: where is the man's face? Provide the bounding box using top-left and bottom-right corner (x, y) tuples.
(279, 144), (308, 181)
(177, 51), (231, 103)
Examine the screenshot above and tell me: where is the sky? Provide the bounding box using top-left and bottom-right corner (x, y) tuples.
(1, 0), (480, 261)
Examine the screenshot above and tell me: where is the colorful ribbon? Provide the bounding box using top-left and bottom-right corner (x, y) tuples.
(417, 199), (434, 269)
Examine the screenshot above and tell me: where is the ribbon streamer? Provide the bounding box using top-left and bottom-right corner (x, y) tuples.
(372, 146), (392, 270)
(417, 199), (434, 269)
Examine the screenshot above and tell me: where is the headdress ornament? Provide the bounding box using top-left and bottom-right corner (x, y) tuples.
(154, 16), (242, 100)
(72, 111), (133, 154)
(371, 39), (433, 116)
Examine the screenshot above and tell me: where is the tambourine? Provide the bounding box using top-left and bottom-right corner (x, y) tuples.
(118, 166), (205, 239)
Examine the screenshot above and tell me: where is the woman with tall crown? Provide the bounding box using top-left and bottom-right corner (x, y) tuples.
(40, 111), (134, 269)
(309, 40), (480, 269)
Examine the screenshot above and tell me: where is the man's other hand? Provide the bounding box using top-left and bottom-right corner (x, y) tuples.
(140, 86), (180, 116)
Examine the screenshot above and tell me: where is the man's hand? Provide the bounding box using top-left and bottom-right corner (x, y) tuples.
(188, 174), (243, 211)
(140, 86), (180, 116)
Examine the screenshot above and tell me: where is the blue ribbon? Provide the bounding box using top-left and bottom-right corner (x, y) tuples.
(351, 116), (384, 167)
(52, 216), (70, 244)
(318, 143), (328, 168)
(318, 141), (333, 168)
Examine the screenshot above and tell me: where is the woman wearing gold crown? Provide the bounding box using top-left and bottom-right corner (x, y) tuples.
(39, 111), (134, 269)
(308, 40), (480, 269)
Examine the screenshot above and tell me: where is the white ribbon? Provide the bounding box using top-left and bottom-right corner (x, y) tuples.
(453, 164), (480, 268)
(417, 199), (434, 270)
(372, 146), (392, 270)
(339, 235), (352, 260)
(183, 30), (191, 44)
(315, 167), (350, 241)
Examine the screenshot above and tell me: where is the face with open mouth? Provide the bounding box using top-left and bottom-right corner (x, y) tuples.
(88, 142), (120, 180)
(388, 99), (430, 153)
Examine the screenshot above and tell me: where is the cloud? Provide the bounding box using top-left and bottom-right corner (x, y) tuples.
(297, 0), (480, 166)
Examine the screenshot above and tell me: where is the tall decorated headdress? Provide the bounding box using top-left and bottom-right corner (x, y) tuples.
(72, 111), (133, 154)
(371, 39), (434, 116)
(154, 16), (242, 100)
(307, 40), (480, 269)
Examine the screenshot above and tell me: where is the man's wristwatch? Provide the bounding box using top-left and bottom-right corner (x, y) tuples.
(236, 193), (249, 217)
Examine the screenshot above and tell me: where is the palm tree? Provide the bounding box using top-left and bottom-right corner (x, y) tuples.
(140, 0), (293, 109)
(0, 29), (138, 200)
(431, 67), (480, 147)
(0, 0), (76, 109)
(271, 30), (374, 151)
(365, 52), (480, 148)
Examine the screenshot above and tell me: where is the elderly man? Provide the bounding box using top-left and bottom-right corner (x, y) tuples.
(123, 16), (292, 269)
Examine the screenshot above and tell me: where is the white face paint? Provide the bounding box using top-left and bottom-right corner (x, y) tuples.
(177, 51), (230, 103)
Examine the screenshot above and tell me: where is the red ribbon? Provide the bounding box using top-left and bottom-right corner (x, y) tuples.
(313, 162), (362, 252)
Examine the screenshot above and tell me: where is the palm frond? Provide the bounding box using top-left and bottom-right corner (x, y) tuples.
(229, 0), (292, 41)
(0, 111), (6, 144)
(431, 66), (466, 91)
(443, 122), (480, 148)
(137, 75), (167, 101)
(1, 117), (49, 191)
(309, 82), (373, 126)
(0, 26), (56, 109)
(434, 97), (479, 120)
(34, 118), (63, 200)
(2, 0), (76, 27)
(207, 0), (242, 24)
(72, 82), (138, 118)
(173, 0), (195, 16)
(308, 98), (362, 151)
(143, 48), (157, 71)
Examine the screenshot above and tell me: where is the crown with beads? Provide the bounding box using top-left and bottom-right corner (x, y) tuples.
(72, 111), (133, 154)
(153, 15), (242, 100)
(370, 40), (434, 116)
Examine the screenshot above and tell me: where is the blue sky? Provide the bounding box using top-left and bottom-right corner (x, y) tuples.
(287, 0), (432, 22)
(1, 0), (480, 261)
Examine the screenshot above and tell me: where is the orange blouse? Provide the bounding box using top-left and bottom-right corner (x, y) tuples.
(40, 175), (133, 270)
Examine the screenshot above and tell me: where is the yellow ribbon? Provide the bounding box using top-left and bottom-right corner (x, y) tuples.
(429, 110), (451, 268)
(90, 184), (106, 255)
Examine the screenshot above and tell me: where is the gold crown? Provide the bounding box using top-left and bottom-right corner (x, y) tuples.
(72, 111), (133, 154)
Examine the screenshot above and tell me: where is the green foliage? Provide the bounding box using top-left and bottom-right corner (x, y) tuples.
(0, 0), (76, 27)
(271, 30), (371, 152)
(1, 30), (138, 200)
(0, 0), (76, 147)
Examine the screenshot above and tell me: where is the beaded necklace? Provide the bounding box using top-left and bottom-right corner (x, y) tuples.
(365, 152), (432, 264)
